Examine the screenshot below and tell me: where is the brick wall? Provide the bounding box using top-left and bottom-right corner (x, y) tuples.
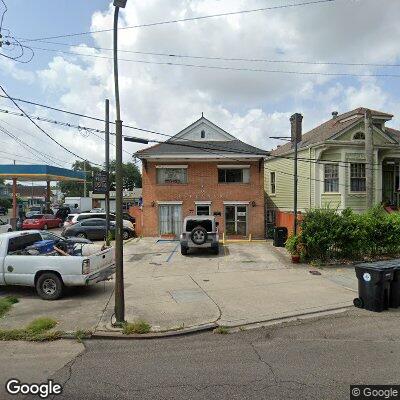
(141, 160), (265, 238)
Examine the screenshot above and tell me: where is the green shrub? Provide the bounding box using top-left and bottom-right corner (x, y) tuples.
(285, 235), (300, 255)
(0, 198), (12, 209)
(298, 206), (400, 262)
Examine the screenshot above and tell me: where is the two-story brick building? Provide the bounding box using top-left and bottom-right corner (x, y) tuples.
(136, 116), (268, 238)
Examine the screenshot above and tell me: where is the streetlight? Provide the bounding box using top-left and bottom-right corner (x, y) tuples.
(113, 0), (127, 325)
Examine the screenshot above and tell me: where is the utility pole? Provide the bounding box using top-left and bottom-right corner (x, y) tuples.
(105, 99), (111, 246)
(83, 160), (87, 197)
(113, 0), (127, 325)
(365, 109), (374, 209)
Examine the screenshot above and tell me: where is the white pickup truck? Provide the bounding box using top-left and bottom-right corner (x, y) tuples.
(0, 231), (115, 300)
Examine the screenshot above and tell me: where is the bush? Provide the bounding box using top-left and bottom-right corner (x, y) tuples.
(0, 198), (12, 210)
(298, 206), (400, 262)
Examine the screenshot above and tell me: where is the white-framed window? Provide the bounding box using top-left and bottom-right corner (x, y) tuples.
(156, 167), (187, 184)
(350, 163), (366, 192)
(324, 164), (339, 192)
(218, 166), (250, 183)
(270, 172), (276, 194)
(196, 204), (211, 215)
(353, 132), (365, 140)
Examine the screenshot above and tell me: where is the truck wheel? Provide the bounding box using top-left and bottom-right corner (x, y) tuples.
(353, 297), (363, 309)
(190, 226), (208, 245)
(181, 245), (188, 255)
(36, 273), (63, 300)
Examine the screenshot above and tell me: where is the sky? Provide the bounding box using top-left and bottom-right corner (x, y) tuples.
(1, 0), (400, 169)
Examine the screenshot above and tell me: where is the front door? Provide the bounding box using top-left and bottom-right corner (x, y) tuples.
(159, 204), (182, 236)
(225, 205), (247, 236)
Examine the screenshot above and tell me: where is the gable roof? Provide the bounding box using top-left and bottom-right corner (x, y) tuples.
(136, 116), (268, 159)
(271, 108), (396, 156)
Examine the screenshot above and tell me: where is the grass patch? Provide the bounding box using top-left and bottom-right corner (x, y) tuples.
(0, 317), (61, 341)
(213, 326), (229, 335)
(74, 329), (92, 343)
(122, 320), (151, 335)
(0, 296), (19, 318)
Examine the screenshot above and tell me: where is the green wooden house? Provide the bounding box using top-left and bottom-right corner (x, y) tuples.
(265, 108), (400, 232)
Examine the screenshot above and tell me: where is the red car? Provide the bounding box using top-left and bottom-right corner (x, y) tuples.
(22, 214), (63, 230)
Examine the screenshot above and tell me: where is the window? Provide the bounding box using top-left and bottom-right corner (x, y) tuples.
(200, 130), (205, 139)
(218, 168), (250, 183)
(270, 172), (276, 194)
(82, 219), (106, 227)
(324, 164), (339, 192)
(196, 204), (210, 215)
(350, 163), (366, 192)
(353, 132), (365, 140)
(157, 168), (187, 184)
(266, 210), (275, 224)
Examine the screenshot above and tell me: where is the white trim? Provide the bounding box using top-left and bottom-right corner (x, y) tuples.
(194, 201), (212, 205)
(156, 165), (188, 169)
(217, 164), (250, 169)
(223, 201), (250, 205)
(157, 201), (183, 205)
(141, 154), (264, 160)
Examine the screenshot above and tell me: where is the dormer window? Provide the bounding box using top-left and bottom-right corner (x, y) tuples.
(353, 132), (365, 140)
(200, 130), (205, 139)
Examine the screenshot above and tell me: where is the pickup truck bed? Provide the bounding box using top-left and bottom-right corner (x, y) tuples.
(0, 231), (115, 300)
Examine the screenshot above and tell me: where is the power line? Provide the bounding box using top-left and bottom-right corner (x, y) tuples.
(22, 45), (400, 78)
(25, 39), (400, 69)
(17, 0), (336, 43)
(0, 85), (102, 167)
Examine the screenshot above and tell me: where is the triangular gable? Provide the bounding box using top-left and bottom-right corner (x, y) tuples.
(330, 120), (397, 145)
(169, 116), (236, 142)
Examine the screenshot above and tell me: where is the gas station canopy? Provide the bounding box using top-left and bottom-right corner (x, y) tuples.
(0, 164), (86, 182)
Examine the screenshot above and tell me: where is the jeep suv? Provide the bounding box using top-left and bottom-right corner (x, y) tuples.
(180, 216), (219, 255)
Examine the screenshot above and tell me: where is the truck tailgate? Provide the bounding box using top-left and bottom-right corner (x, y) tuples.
(88, 248), (115, 273)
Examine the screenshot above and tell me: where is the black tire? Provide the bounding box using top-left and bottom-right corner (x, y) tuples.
(36, 272), (63, 300)
(122, 230), (130, 240)
(43, 224), (48, 230)
(211, 244), (219, 255)
(76, 232), (87, 239)
(353, 298), (363, 309)
(58, 222), (63, 228)
(7, 228), (12, 232)
(181, 245), (188, 255)
(190, 226), (208, 245)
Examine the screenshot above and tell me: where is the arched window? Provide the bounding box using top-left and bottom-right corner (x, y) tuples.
(200, 130), (206, 139)
(353, 131), (365, 140)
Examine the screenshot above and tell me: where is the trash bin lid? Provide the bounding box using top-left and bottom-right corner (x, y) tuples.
(355, 259), (400, 271)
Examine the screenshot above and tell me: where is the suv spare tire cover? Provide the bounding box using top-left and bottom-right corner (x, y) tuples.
(191, 226), (208, 245)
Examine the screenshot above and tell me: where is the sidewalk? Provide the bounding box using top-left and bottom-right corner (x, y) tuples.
(97, 238), (356, 333)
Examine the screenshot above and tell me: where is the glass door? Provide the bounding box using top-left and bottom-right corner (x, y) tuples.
(159, 205), (182, 236)
(225, 205), (248, 235)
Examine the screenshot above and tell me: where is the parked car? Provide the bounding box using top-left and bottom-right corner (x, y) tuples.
(180, 216), (219, 255)
(68, 212), (133, 229)
(0, 231), (115, 300)
(22, 214), (63, 230)
(123, 212), (135, 225)
(0, 218), (12, 234)
(25, 210), (41, 219)
(62, 218), (135, 241)
(0, 206), (7, 216)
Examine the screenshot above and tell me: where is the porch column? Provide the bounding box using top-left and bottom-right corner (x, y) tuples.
(12, 178), (17, 218)
(46, 180), (51, 213)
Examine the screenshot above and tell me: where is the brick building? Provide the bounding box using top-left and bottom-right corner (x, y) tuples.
(136, 116), (268, 238)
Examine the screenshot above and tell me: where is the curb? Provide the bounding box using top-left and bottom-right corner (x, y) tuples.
(91, 323), (218, 340)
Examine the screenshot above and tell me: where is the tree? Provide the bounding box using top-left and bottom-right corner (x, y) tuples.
(58, 161), (101, 197)
(109, 160), (142, 190)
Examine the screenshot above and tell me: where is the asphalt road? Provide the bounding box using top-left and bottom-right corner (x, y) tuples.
(15, 308), (399, 400)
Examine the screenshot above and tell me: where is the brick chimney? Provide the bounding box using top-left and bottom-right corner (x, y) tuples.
(290, 113), (303, 144)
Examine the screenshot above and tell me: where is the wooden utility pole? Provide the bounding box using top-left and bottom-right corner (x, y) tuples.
(365, 109), (374, 209)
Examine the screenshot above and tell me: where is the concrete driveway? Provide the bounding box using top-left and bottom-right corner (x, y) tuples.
(98, 238), (357, 332)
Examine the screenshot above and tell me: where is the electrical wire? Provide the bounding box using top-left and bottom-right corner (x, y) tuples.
(24, 39), (400, 69)
(0, 85), (103, 167)
(0, 0), (7, 34)
(21, 45), (400, 79)
(17, 0), (336, 43)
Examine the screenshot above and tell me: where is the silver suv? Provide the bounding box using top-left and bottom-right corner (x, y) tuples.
(180, 216), (219, 255)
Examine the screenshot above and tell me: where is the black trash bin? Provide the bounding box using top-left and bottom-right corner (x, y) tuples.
(354, 262), (394, 312)
(273, 227), (288, 247)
